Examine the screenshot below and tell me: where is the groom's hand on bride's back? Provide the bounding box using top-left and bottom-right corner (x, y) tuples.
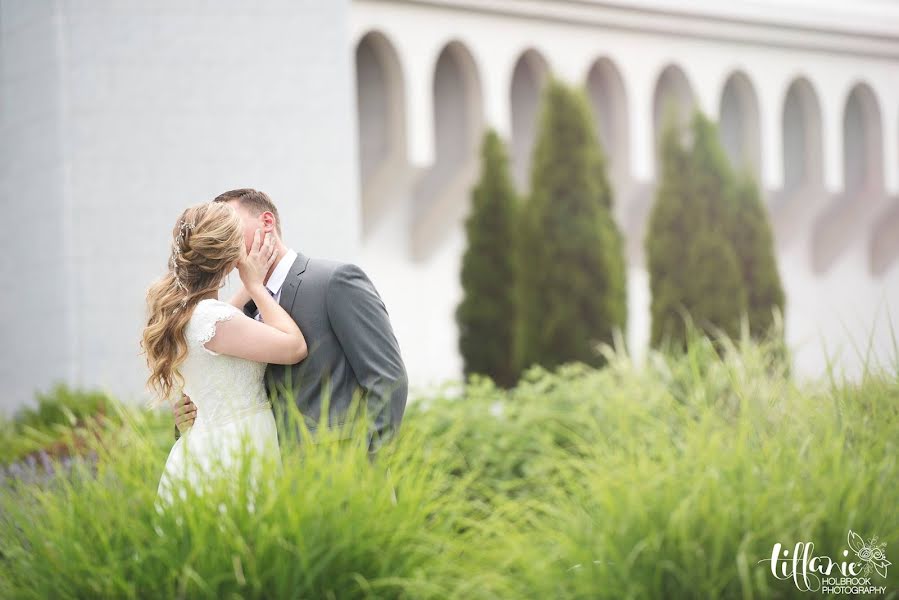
(173, 393), (196, 434)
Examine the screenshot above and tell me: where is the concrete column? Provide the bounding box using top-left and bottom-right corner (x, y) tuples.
(759, 79), (786, 190)
(397, 40), (440, 168)
(819, 80), (846, 193)
(630, 65), (657, 182)
(476, 45), (516, 140)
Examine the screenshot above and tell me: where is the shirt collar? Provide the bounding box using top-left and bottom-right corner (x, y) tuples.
(265, 248), (298, 296)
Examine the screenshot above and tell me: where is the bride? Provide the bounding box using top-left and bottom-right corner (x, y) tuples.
(141, 201), (308, 508)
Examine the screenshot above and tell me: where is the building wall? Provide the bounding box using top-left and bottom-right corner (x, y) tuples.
(0, 2), (73, 414)
(1, 0), (360, 414)
(2, 0), (897, 415)
(351, 0), (899, 390)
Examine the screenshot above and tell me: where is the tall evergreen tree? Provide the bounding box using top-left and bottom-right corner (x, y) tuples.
(648, 109), (787, 351)
(456, 130), (519, 387)
(646, 113), (695, 349)
(647, 111), (751, 349)
(689, 112), (737, 234)
(515, 79), (627, 374)
(682, 230), (747, 342)
(728, 172), (786, 340)
(693, 113), (786, 343)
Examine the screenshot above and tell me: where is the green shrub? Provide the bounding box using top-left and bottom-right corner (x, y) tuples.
(457, 129), (520, 388)
(729, 172), (786, 340)
(646, 113), (694, 349)
(647, 111), (786, 351)
(0, 383), (119, 465)
(682, 230), (747, 344)
(14, 383), (112, 430)
(516, 78), (627, 374)
(1, 328), (896, 599)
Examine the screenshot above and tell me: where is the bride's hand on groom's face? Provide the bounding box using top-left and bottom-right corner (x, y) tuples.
(173, 393), (196, 433)
(237, 228), (278, 291)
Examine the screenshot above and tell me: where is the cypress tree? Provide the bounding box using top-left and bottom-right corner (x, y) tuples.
(456, 129), (519, 387)
(684, 113), (748, 344)
(728, 171), (786, 340)
(689, 112), (736, 236)
(682, 231), (747, 342)
(515, 79), (627, 374)
(647, 111), (752, 350)
(691, 114), (786, 343)
(646, 113), (695, 349)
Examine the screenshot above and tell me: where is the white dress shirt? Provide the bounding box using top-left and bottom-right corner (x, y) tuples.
(255, 248), (298, 322)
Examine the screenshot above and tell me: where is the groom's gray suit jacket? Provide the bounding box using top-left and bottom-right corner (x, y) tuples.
(176, 251), (408, 454)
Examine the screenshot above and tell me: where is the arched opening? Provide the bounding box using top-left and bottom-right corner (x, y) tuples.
(432, 43), (479, 172)
(771, 77), (824, 251)
(812, 82), (885, 273)
(842, 83), (884, 195)
(354, 31), (407, 235)
(652, 64), (696, 170)
(586, 57), (630, 188)
(719, 71), (760, 177)
(510, 49), (548, 192)
(412, 40), (484, 260)
(782, 77), (823, 192)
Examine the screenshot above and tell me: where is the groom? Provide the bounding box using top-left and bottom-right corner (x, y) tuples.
(173, 188), (408, 456)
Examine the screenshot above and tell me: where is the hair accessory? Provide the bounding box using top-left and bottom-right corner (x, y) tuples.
(170, 219), (196, 308)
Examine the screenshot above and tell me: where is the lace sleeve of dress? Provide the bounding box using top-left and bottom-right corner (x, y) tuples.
(194, 300), (239, 356)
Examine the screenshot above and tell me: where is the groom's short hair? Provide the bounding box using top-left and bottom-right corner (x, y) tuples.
(213, 188), (282, 237)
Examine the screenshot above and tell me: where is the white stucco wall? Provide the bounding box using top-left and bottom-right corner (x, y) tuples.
(351, 0), (899, 390)
(1, 0), (360, 414)
(2, 0), (897, 415)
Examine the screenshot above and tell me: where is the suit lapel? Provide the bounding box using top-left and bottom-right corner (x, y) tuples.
(278, 250), (309, 315)
(243, 250), (309, 317)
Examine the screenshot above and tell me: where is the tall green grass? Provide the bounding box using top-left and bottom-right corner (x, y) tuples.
(1, 325), (896, 599)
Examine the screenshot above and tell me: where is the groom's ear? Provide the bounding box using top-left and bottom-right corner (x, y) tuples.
(260, 211), (279, 236)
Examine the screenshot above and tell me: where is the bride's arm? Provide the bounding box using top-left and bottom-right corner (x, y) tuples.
(205, 294), (307, 365)
(204, 229), (308, 365)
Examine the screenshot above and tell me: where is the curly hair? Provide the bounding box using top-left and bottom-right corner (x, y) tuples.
(140, 201), (244, 407)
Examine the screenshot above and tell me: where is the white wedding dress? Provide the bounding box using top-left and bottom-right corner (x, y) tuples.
(155, 298), (282, 512)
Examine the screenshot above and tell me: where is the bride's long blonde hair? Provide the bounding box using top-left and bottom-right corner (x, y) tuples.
(140, 202), (244, 407)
